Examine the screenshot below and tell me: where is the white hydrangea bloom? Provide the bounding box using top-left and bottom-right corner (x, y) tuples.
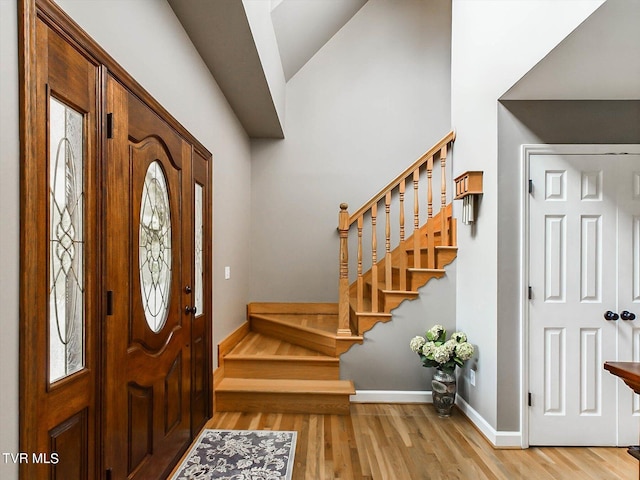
(451, 331), (467, 343)
(456, 342), (475, 361)
(427, 324), (444, 340)
(409, 336), (426, 353)
(444, 339), (457, 354)
(433, 345), (451, 364)
(422, 341), (436, 356)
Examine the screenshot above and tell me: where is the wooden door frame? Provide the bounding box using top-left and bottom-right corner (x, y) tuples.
(520, 143), (640, 449)
(19, 1), (213, 478)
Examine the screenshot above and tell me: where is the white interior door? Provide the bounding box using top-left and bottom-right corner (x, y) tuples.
(617, 155), (640, 445)
(528, 151), (640, 446)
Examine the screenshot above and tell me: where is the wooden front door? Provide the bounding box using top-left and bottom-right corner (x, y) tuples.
(21, 3), (212, 478)
(104, 75), (193, 479)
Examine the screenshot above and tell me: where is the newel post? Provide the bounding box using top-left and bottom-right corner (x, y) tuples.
(338, 203), (352, 336)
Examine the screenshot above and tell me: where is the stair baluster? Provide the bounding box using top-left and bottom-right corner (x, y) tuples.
(371, 203), (379, 313)
(357, 216), (364, 312)
(426, 155), (435, 269)
(385, 191), (392, 291)
(413, 168), (421, 268)
(398, 179), (407, 291)
(440, 143), (448, 245)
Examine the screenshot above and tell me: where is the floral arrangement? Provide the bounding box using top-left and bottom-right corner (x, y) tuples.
(410, 324), (474, 372)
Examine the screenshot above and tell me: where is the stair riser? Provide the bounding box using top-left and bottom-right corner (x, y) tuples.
(356, 314), (393, 336)
(380, 291), (419, 313)
(225, 359), (339, 380)
(362, 282), (419, 312)
(435, 248), (457, 269)
(408, 270), (446, 291)
(250, 316), (336, 356)
(363, 271), (445, 294)
(215, 392), (351, 415)
(406, 249), (456, 270)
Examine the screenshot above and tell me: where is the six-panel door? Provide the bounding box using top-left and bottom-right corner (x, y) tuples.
(529, 153), (640, 446)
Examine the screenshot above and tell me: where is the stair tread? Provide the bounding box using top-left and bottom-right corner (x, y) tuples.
(380, 289), (420, 295)
(218, 377), (355, 395)
(226, 353), (339, 362)
(354, 311), (391, 318)
(407, 268), (446, 273)
(228, 332), (331, 358)
(251, 313), (338, 335)
(404, 244), (458, 253)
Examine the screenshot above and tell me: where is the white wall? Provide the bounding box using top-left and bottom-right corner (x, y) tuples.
(243, 0), (287, 127)
(342, 262), (457, 393)
(271, 0), (367, 81)
(451, 0), (604, 431)
(0, 2), (253, 475)
(0, 1), (20, 477)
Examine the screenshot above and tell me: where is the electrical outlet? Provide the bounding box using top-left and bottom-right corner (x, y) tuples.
(469, 369), (476, 387)
(224, 266), (231, 280)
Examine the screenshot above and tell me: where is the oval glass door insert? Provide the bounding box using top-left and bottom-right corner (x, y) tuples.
(139, 161), (172, 332)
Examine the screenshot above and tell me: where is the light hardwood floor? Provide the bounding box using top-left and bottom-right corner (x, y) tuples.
(192, 403), (636, 480)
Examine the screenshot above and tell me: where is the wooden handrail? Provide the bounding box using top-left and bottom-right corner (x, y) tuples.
(348, 130), (455, 225)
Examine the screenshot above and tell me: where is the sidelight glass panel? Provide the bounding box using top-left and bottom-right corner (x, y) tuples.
(139, 161), (172, 332)
(194, 184), (204, 315)
(49, 97), (85, 383)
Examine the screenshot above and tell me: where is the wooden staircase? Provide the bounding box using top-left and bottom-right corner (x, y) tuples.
(215, 304), (360, 415)
(214, 131), (457, 416)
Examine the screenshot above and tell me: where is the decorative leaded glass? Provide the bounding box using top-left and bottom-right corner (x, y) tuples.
(194, 184), (204, 315)
(49, 97), (85, 383)
(139, 161), (172, 332)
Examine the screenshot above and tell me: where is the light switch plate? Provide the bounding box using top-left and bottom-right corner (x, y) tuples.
(224, 266), (231, 280)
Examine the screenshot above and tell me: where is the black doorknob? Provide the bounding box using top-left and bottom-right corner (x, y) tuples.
(185, 305), (194, 314)
(621, 310), (636, 321)
(604, 310), (619, 321)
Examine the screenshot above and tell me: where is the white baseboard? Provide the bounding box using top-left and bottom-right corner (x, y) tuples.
(455, 395), (522, 448)
(350, 390), (432, 404)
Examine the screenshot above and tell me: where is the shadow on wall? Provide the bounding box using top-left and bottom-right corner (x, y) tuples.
(500, 100), (640, 144)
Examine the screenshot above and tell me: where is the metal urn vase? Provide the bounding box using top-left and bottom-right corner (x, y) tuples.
(432, 369), (456, 417)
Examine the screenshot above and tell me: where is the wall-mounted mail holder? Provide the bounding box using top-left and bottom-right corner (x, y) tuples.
(454, 171), (483, 225)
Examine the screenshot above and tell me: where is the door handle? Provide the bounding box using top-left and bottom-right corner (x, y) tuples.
(184, 305), (198, 315)
(604, 310), (619, 321)
(621, 310), (636, 321)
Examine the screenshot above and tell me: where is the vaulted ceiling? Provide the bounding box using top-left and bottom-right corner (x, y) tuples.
(168, 0), (367, 138)
(502, 0), (640, 100)
(271, 0), (368, 81)
(168, 0), (638, 139)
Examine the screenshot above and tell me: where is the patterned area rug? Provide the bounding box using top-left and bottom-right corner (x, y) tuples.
(170, 429), (297, 480)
